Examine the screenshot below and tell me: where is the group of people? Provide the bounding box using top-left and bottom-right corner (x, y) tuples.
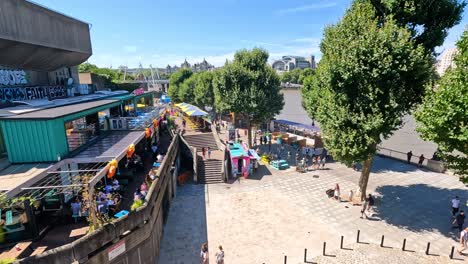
(200, 243), (224, 264)
(406, 150), (425, 167)
(201, 147), (212, 160)
(451, 196), (468, 254)
(326, 184), (376, 219)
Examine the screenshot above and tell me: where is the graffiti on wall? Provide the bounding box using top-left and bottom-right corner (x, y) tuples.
(0, 70), (28, 86)
(0, 86), (66, 102)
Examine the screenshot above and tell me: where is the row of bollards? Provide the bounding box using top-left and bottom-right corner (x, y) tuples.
(281, 230), (459, 263)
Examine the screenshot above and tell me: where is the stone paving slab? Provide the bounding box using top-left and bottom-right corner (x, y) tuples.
(158, 145), (467, 263)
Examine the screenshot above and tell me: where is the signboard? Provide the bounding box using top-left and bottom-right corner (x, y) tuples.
(108, 240), (126, 261)
(5, 210), (13, 225)
(0, 70), (28, 85)
(0, 86), (66, 102)
(132, 88), (145, 96)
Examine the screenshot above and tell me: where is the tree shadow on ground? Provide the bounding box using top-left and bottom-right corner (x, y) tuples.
(373, 183), (467, 241)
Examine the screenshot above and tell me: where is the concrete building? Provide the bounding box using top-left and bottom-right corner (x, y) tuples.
(272, 55), (316, 72)
(436, 48), (458, 76)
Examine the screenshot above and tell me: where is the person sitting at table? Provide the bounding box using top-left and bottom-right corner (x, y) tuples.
(71, 198), (82, 216)
(157, 153), (164, 162)
(140, 182), (148, 196)
(109, 195), (121, 214)
(134, 189), (143, 201)
(97, 198), (108, 215)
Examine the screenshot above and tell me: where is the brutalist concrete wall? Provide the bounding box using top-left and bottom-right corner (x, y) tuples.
(0, 0), (92, 71)
(17, 135), (180, 264)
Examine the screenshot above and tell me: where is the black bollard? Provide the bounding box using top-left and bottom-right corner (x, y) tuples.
(284, 255), (287, 264)
(450, 246), (455, 259)
(304, 248), (307, 262)
(356, 230), (360, 243)
(323, 242), (327, 256)
(340, 236), (344, 249)
(380, 235), (385, 247)
(426, 242), (431, 255)
(402, 239), (406, 251)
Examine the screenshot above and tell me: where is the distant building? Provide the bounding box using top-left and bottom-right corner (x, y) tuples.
(272, 55), (316, 72)
(165, 59), (215, 74)
(436, 48), (458, 76)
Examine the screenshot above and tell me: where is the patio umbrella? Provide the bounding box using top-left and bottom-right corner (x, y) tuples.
(181, 105), (198, 113)
(186, 108), (208, 116)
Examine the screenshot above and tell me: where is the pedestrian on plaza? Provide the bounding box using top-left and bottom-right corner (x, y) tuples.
(407, 151), (413, 164)
(457, 227), (468, 254)
(334, 184), (341, 201)
(418, 154), (425, 167)
(317, 156), (322, 170)
(453, 211), (466, 233)
(202, 147), (207, 160)
(215, 245), (225, 264)
(200, 243), (209, 264)
(321, 155), (327, 169)
(452, 196), (461, 217)
(208, 147), (212, 160)
(182, 119), (186, 128)
(367, 194), (375, 215)
(312, 156), (317, 170)
(361, 197), (369, 219)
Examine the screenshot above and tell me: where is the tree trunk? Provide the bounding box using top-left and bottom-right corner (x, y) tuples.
(247, 118), (252, 148)
(358, 155), (374, 201)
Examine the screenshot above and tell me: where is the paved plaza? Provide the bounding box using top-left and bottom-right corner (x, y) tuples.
(158, 147), (467, 263)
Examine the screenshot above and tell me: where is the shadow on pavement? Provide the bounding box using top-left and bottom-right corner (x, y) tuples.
(374, 184), (467, 241)
(371, 156), (437, 174)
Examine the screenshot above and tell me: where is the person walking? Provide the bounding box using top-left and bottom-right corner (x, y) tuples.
(321, 155), (326, 169)
(202, 147), (207, 160)
(208, 147), (212, 160)
(452, 196), (461, 217)
(312, 156), (317, 170)
(215, 245), (225, 264)
(367, 194), (375, 216)
(334, 184), (341, 201)
(317, 156), (322, 170)
(453, 211), (465, 233)
(407, 151), (413, 164)
(200, 243), (209, 264)
(361, 197), (369, 219)
(418, 154), (424, 167)
(457, 227), (468, 254)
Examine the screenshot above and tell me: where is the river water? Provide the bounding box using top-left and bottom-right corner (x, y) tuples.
(275, 89), (437, 157)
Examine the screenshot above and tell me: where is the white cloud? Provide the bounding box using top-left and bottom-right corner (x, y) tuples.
(123, 45), (138, 53)
(277, 2), (337, 15)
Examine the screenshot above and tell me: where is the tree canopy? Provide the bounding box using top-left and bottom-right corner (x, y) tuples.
(168, 68), (193, 102)
(367, 0), (466, 53)
(302, 0), (433, 199)
(415, 29), (468, 179)
(178, 74), (196, 103)
(280, 67), (315, 84)
(213, 48), (284, 146)
(194, 71), (215, 108)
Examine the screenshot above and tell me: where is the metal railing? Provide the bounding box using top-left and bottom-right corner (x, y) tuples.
(377, 146), (445, 173)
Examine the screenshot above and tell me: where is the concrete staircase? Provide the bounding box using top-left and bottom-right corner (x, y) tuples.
(182, 133), (218, 151)
(198, 158), (223, 184)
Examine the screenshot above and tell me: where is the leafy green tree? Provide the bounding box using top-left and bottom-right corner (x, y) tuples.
(281, 68), (302, 84)
(415, 30), (468, 178)
(194, 71), (215, 108)
(302, 1), (433, 200)
(298, 68), (315, 84)
(214, 48), (284, 146)
(178, 74), (197, 104)
(78, 62), (99, 73)
(168, 68), (193, 102)
(367, 0), (466, 53)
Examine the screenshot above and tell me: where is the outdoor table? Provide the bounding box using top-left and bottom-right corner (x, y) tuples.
(114, 210), (129, 219)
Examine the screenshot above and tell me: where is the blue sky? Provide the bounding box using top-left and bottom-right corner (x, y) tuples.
(32, 0), (467, 68)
